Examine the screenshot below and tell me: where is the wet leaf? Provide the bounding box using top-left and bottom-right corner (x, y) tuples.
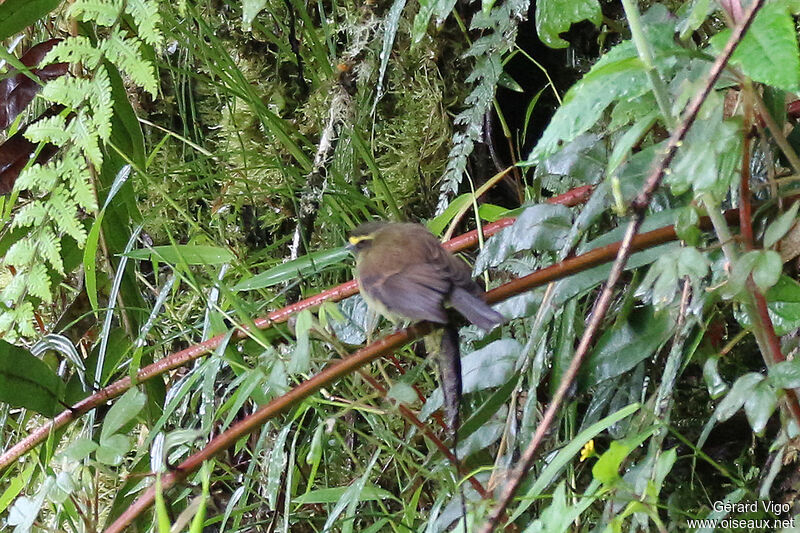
(474, 203), (572, 271)
(703, 356), (729, 399)
(769, 359), (800, 388)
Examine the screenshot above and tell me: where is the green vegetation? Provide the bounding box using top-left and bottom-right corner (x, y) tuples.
(2, 0), (800, 530)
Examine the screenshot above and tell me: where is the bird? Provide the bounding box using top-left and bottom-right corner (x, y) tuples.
(347, 221), (505, 528)
(346, 221), (505, 332)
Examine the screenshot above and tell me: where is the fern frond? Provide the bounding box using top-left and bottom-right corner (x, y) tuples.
(12, 202), (49, 228)
(126, 0), (163, 46)
(39, 227), (64, 274)
(43, 36), (103, 68)
(41, 76), (93, 108)
(103, 30), (158, 96)
(70, 112), (104, 168)
(436, 0), (529, 212)
(90, 66), (114, 142)
(4, 238), (37, 267)
(24, 114), (71, 145)
(26, 263), (53, 303)
(49, 187), (87, 245)
(0, 268), (27, 302)
(15, 163), (59, 193)
(68, 0), (123, 26)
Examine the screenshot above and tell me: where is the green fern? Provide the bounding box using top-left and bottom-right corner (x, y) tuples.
(0, 0), (162, 341)
(436, 0), (529, 212)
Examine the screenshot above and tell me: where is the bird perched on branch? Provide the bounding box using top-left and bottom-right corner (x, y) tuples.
(346, 220), (505, 436)
(347, 221), (505, 333)
(347, 221), (504, 525)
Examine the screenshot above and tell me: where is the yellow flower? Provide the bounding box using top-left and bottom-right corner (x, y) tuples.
(580, 439), (596, 462)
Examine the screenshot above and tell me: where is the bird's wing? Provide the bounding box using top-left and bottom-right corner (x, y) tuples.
(361, 262), (451, 324)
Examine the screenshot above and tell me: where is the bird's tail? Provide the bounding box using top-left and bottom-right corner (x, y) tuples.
(438, 326), (467, 532)
(449, 287), (505, 331)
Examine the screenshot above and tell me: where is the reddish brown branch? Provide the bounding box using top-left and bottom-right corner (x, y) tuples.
(477, 1), (766, 529)
(100, 209), (737, 531)
(1, 186), (588, 472)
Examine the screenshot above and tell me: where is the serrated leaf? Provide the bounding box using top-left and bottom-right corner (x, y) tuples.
(711, 3), (800, 92)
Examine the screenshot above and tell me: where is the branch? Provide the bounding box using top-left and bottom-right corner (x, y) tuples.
(1, 185), (588, 472)
(477, 0), (766, 528)
(100, 209), (736, 531)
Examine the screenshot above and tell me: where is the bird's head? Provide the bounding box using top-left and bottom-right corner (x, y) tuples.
(346, 222), (388, 254)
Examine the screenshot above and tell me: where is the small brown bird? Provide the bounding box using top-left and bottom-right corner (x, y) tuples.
(346, 221), (505, 331)
(348, 221), (503, 526)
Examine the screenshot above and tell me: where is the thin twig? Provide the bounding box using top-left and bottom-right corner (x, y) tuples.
(477, 1), (766, 529)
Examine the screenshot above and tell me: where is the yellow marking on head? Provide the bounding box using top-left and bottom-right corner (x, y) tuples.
(348, 234), (374, 246)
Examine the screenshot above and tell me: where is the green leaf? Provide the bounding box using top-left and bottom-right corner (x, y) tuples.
(289, 310), (313, 374)
(711, 3), (800, 92)
(510, 403), (640, 521)
(100, 388), (146, 441)
(769, 359), (800, 388)
(536, 0), (601, 49)
(126, 244), (235, 265)
(714, 372), (764, 422)
(427, 193), (474, 236)
(412, 0), (458, 42)
(529, 8), (680, 163)
(293, 484), (395, 504)
(241, 0), (267, 30)
(636, 247), (709, 308)
(56, 438), (99, 462)
(474, 203), (572, 271)
(765, 275), (800, 334)
(581, 307), (675, 388)
(744, 380), (777, 435)
(751, 250), (783, 293)
(0, 0), (62, 40)
(703, 356), (729, 399)
(107, 60), (146, 169)
(764, 202), (800, 249)
(728, 250), (783, 295)
(592, 429), (655, 485)
(0, 339), (65, 417)
(592, 440), (633, 484)
(96, 434), (131, 465)
(234, 246), (350, 291)
(420, 339), (522, 421)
